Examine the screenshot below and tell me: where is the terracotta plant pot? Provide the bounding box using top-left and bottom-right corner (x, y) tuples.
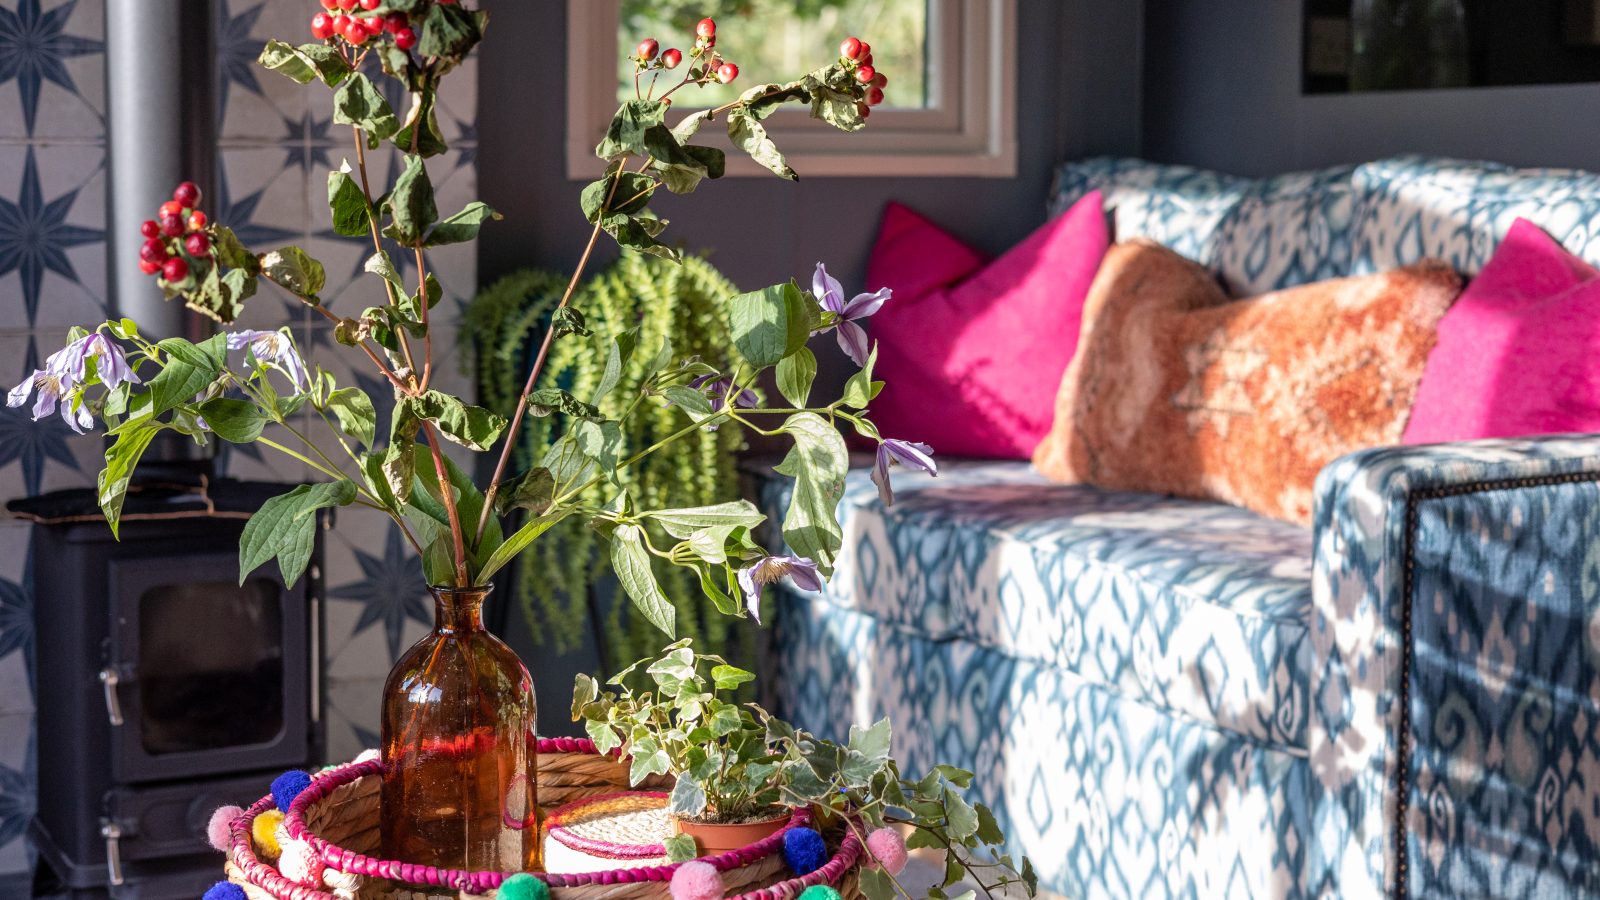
(673, 810), (790, 856)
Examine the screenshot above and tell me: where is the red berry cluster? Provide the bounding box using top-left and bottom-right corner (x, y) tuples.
(839, 35), (887, 117)
(137, 182), (211, 284)
(309, 0), (443, 51)
(634, 17), (736, 88)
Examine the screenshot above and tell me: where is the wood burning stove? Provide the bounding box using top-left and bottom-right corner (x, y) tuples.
(13, 477), (326, 899)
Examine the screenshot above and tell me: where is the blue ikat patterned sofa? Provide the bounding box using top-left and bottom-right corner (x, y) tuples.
(763, 157), (1600, 899)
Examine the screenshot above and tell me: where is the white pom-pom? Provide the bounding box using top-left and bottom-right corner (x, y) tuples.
(277, 838), (325, 887)
(352, 749), (381, 765)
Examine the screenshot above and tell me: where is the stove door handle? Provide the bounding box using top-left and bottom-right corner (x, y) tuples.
(100, 820), (125, 886)
(98, 668), (124, 727)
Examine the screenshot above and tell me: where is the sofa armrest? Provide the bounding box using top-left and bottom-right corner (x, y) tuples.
(1309, 435), (1600, 898)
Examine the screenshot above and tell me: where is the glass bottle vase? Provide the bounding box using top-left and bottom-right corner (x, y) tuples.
(380, 584), (542, 873)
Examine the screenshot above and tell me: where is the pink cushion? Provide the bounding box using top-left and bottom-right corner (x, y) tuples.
(1403, 218), (1600, 443)
(867, 193), (1110, 458)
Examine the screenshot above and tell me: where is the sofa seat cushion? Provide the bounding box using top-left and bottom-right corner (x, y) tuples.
(759, 459), (1316, 752)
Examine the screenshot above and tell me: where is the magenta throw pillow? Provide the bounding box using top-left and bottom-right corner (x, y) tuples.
(1403, 217), (1600, 443)
(865, 193), (1109, 459)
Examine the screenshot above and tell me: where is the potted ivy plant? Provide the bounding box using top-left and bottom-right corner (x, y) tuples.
(573, 640), (791, 855)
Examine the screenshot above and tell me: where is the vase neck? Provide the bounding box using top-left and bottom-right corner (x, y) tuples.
(431, 585), (491, 634)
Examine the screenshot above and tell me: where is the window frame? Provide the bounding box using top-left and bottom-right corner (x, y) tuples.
(565, 0), (1017, 179)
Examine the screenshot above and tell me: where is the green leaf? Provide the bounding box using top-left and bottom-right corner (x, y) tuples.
(580, 172), (656, 223)
(809, 82), (867, 132)
(146, 334), (227, 417)
(661, 385), (714, 422)
(364, 250), (405, 293)
(663, 834), (698, 864)
(773, 412), (849, 574)
(197, 398), (267, 443)
(627, 746), (671, 785)
(611, 523), (674, 636)
(841, 343), (878, 408)
(858, 868), (897, 900)
(328, 168), (372, 238)
(238, 481), (357, 587)
(294, 42), (352, 86)
(417, 1), (481, 57)
(211, 226), (258, 273)
(551, 307), (590, 338)
(476, 510), (570, 584)
(648, 501), (764, 540)
(595, 99), (668, 160)
(385, 155), (436, 245)
(728, 108), (797, 180)
(710, 664), (755, 691)
(668, 776), (708, 817)
(599, 211), (676, 260)
(644, 125), (725, 194)
(943, 784), (979, 840)
(325, 387), (377, 448)
(260, 246), (326, 303)
(849, 717), (892, 764)
(528, 388), (601, 420)
(698, 564), (739, 617)
(192, 263), (249, 324)
(406, 390), (506, 451)
(393, 80), (448, 158)
(728, 281), (807, 368)
(496, 467), (554, 516)
(332, 72), (399, 142)
(426, 201), (501, 247)
(775, 347), (816, 407)
(98, 420), (167, 538)
(975, 803), (1005, 846)
(257, 40), (319, 84)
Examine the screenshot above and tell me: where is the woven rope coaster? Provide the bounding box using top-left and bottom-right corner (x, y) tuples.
(543, 791), (671, 873)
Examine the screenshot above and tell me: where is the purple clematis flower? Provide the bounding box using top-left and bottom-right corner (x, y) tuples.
(7, 368), (92, 433)
(227, 329), (310, 390)
(813, 262), (891, 367)
(736, 554), (824, 624)
(689, 374), (758, 410)
(871, 439), (937, 507)
(54, 332), (141, 392)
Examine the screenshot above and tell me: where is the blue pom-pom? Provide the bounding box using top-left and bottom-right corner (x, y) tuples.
(203, 882), (247, 900)
(270, 769), (313, 812)
(782, 826), (827, 875)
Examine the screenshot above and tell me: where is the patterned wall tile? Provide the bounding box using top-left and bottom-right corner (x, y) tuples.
(0, 144), (106, 331)
(0, 521), (31, 715)
(0, 0), (105, 143)
(325, 676), (381, 760)
(324, 504), (432, 681)
(217, 0), (309, 143)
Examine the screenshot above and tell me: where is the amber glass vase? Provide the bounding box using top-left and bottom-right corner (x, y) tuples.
(380, 584), (542, 873)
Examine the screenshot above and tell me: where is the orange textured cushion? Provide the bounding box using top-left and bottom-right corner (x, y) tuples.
(1032, 240), (1462, 523)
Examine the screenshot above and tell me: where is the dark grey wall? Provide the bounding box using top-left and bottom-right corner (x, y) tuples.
(477, 0), (1143, 294)
(1143, 1), (1600, 177)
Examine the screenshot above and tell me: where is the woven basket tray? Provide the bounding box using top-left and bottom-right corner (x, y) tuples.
(223, 737), (863, 900)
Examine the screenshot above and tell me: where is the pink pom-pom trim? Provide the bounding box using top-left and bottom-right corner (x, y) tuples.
(670, 860), (723, 900)
(207, 805), (244, 853)
(866, 828), (908, 876)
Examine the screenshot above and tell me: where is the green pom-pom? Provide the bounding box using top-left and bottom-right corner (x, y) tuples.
(498, 873), (551, 900)
(798, 887), (842, 900)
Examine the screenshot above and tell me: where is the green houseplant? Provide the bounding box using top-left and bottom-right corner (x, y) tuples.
(467, 255), (751, 669)
(575, 641), (1040, 900)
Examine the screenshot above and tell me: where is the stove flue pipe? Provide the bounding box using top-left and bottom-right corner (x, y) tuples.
(105, 0), (216, 466)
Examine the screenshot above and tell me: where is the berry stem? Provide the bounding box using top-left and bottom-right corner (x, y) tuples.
(474, 157), (635, 543)
(350, 123), (419, 379)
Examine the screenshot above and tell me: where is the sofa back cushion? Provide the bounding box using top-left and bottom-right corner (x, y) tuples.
(1351, 155), (1600, 276)
(1050, 157), (1248, 268)
(1033, 240), (1461, 524)
(868, 194), (1110, 458)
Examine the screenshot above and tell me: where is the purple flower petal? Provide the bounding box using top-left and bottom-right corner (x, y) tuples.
(813, 263), (845, 314)
(6, 373), (38, 409)
(871, 447), (894, 506)
(842, 287), (891, 320)
(884, 439), (938, 476)
(835, 320), (870, 367)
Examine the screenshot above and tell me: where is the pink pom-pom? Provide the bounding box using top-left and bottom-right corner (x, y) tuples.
(206, 805), (244, 852)
(277, 838), (324, 887)
(669, 860), (723, 900)
(866, 827), (908, 876)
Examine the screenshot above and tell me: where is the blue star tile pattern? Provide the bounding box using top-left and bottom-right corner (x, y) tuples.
(0, 146), (104, 328)
(215, 0), (266, 123)
(0, 0), (103, 136)
(281, 110), (336, 172)
(330, 522), (431, 662)
(0, 738), (33, 853)
(0, 570), (32, 696)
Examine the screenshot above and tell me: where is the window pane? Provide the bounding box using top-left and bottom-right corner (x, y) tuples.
(617, 0), (928, 109)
